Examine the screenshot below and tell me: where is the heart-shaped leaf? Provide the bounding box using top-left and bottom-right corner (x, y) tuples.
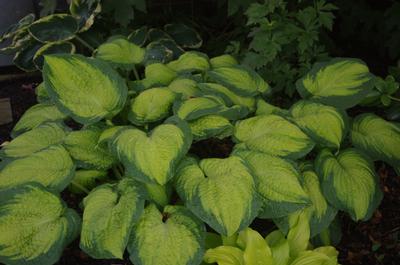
(1, 123), (67, 159)
(315, 148), (382, 221)
(80, 178), (145, 259)
(164, 23), (203, 49)
(112, 117), (192, 185)
(13, 40), (43, 72)
(175, 156), (262, 236)
(128, 26), (148, 46)
(290, 100), (348, 149)
(167, 52), (210, 73)
(234, 114), (314, 160)
(128, 204), (205, 265)
(0, 145), (75, 192)
(351, 113), (400, 169)
(189, 115), (233, 141)
(0, 184), (80, 265)
(11, 104), (67, 137)
(43, 54), (128, 125)
(296, 58), (374, 109)
(95, 37), (145, 66)
(28, 14), (78, 43)
(234, 149), (310, 218)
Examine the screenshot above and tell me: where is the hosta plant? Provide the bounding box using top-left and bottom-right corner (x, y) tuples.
(0, 41), (397, 265)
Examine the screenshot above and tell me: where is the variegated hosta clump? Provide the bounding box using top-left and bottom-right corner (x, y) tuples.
(0, 44), (397, 265)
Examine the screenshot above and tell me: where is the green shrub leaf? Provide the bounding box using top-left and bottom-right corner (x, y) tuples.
(80, 178), (145, 259)
(0, 145), (75, 192)
(296, 58), (374, 109)
(128, 87), (177, 125)
(43, 54), (128, 124)
(290, 100), (348, 149)
(234, 150), (310, 218)
(0, 184), (80, 265)
(128, 204), (205, 265)
(315, 149), (382, 221)
(28, 14), (78, 43)
(234, 115), (314, 159)
(11, 103), (67, 137)
(1, 123), (67, 159)
(112, 117), (192, 185)
(351, 113), (400, 169)
(175, 156), (262, 236)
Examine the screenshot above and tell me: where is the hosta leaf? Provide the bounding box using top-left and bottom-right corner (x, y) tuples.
(265, 231), (290, 265)
(43, 54), (128, 125)
(128, 87), (177, 125)
(0, 145), (75, 192)
(234, 149), (310, 218)
(207, 65), (270, 97)
(69, 169), (108, 194)
(157, 38), (185, 60)
(128, 26), (148, 46)
(198, 83), (256, 111)
(351, 113), (400, 169)
(210, 54), (238, 68)
(112, 117), (192, 185)
(28, 14), (78, 43)
(189, 115), (233, 141)
(0, 13), (35, 42)
(168, 78), (202, 99)
(35, 82), (51, 103)
(236, 228), (274, 265)
(203, 246), (245, 265)
(174, 96), (226, 121)
(147, 28), (171, 42)
(290, 100), (348, 149)
(80, 178), (145, 259)
(0, 184), (80, 265)
(95, 37), (145, 66)
(1, 123), (67, 159)
(175, 156), (262, 236)
(167, 52), (210, 73)
(33, 41), (76, 69)
(296, 58), (374, 109)
(145, 62), (177, 86)
(144, 41), (174, 64)
(128, 204), (205, 265)
(64, 126), (115, 170)
(11, 104), (67, 137)
(289, 247), (339, 265)
(13, 41), (43, 72)
(234, 115), (315, 160)
(256, 99), (288, 116)
(164, 23), (203, 49)
(69, 0), (101, 32)
(287, 211), (310, 257)
(144, 182), (172, 208)
(315, 148), (382, 221)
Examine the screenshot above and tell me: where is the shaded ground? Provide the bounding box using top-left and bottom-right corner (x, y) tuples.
(0, 74), (399, 265)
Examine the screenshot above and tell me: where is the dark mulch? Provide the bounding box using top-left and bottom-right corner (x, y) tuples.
(0, 75), (399, 265)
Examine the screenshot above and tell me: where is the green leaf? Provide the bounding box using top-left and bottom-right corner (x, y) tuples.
(234, 149), (310, 218)
(289, 247), (339, 265)
(128, 26), (148, 46)
(128, 204), (205, 265)
(33, 41), (75, 69)
(255, 99), (288, 117)
(63, 126), (116, 170)
(1, 123), (67, 159)
(287, 211), (310, 258)
(39, 0), (57, 16)
(265, 231), (290, 265)
(0, 184), (80, 265)
(204, 246), (245, 265)
(68, 169), (108, 194)
(0, 145), (75, 192)
(11, 104), (67, 137)
(315, 148), (382, 221)
(296, 58), (374, 109)
(128, 87), (177, 125)
(207, 65), (270, 97)
(189, 115), (233, 141)
(236, 228), (274, 265)
(144, 41), (174, 65)
(175, 156), (262, 236)
(69, 0), (101, 32)
(233, 115), (315, 160)
(167, 52), (210, 73)
(143, 182), (171, 208)
(198, 83), (256, 111)
(210, 54), (238, 68)
(80, 178), (145, 259)
(174, 96), (227, 121)
(164, 24), (203, 49)
(290, 100), (348, 149)
(145, 62), (177, 86)
(168, 78), (202, 99)
(351, 113), (400, 169)
(35, 82), (50, 103)
(28, 14), (78, 43)
(95, 37), (145, 66)
(0, 13), (35, 42)
(43, 54), (128, 125)
(13, 40), (43, 72)
(112, 117), (192, 185)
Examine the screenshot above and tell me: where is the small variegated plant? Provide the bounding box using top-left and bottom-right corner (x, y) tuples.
(0, 39), (397, 265)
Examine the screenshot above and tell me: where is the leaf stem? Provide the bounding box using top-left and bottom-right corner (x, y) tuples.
(132, 65), (140, 80)
(388, 95), (400, 102)
(75, 35), (95, 52)
(70, 180), (90, 194)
